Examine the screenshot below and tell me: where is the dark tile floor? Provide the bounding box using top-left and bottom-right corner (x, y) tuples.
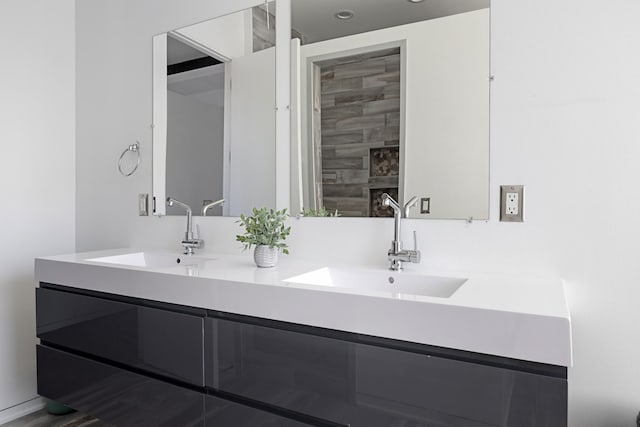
(0, 410), (113, 427)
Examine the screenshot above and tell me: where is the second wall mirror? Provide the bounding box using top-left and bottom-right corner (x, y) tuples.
(290, 0), (490, 220)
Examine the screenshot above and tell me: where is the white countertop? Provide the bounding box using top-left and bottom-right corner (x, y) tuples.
(35, 248), (572, 367)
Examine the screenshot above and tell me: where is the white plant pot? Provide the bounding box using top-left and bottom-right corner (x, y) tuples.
(254, 245), (278, 268)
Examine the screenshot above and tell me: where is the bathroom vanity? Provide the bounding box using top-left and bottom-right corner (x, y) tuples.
(35, 249), (572, 426)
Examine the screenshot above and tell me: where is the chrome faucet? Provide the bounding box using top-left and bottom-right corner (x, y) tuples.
(381, 193), (420, 271)
(201, 198), (224, 216)
(166, 197), (203, 255)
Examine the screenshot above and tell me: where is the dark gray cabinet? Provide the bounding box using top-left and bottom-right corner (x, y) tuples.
(36, 285), (312, 427)
(37, 345), (204, 427)
(36, 287), (204, 386)
(38, 345), (304, 427)
(203, 396), (314, 427)
(36, 284), (567, 426)
(206, 315), (567, 427)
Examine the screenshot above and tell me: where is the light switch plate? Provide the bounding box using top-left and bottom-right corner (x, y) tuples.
(420, 197), (430, 214)
(138, 193), (149, 216)
(500, 185), (524, 222)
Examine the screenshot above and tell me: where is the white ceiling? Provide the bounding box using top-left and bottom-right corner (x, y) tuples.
(168, 64), (225, 107)
(167, 34), (206, 65)
(165, 0), (490, 99)
(292, 0), (489, 43)
(167, 1), (490, 63)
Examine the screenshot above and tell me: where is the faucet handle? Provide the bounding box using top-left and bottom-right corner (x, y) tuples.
(410, 230), (421, 263)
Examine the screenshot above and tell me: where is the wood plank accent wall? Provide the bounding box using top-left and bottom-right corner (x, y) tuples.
(252, 6), (276, 52)
(317, 48), (401, 217)
(252, 5), (306, 53)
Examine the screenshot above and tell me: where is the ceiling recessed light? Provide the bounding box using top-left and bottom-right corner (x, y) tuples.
(408, 0), (425, 3)
(335, 9), (354, 20)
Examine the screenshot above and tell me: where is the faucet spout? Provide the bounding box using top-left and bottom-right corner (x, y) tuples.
(167, 197), (203, 254)
(167, 197), (193, 240)
(381, 193), (402, 254)
(404, 196), (419, 218)
(202, 198), (225, 216)
(381, 193), (421, 271)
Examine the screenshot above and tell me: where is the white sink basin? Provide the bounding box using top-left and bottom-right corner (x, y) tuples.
(284, 267), (466, 298)
(86, 252), (215, 269)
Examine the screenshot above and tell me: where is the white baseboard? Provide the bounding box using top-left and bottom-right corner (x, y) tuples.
(0, 397), (45, 425)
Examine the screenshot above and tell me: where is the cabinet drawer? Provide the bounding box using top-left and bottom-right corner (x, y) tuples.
(36, 287), (204, 386)
(205, 396), (313, 427)
(37, 345), (204, 427)
(207, 317), (567, 427)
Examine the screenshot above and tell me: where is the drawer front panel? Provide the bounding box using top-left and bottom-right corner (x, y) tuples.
(36, 287), (204, 386)
(207, 317), (567, 427)
(37, 345), (204, 427)
(205, 396), (313, 427)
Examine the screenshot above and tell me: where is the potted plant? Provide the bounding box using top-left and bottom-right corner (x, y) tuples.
(236, 207), (291, 267)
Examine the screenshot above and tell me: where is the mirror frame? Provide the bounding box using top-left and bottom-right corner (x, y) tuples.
(152, 33), (168, 216)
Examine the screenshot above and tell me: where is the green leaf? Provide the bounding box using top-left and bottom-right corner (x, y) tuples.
(235, 207), (291, 254)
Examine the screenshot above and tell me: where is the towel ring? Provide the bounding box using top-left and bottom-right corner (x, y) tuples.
(118, 142), (140, 177)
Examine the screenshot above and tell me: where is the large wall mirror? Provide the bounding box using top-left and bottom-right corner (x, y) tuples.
(290, 0), (490, 219)
(152, 2), (277, 216)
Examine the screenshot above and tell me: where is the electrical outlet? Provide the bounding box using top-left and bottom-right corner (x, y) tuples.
(506, 192), (519, 215)
(500, 185), (524, 222)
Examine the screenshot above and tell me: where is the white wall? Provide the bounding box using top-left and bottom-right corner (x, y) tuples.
(227, 47), (276, 216)
(402, 10), (489, 220)
(0, 0), (76, 421)
(173, 9), (252, 59)
(76, 0), (640, 425)
(166, 90), (224, 215)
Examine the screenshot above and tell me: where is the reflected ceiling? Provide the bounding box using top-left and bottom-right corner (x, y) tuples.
(292, 0), (489, 43)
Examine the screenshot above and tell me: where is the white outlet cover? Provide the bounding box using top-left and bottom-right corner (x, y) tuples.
(506, 193), (519, 215)
(500, 185), (524, 222)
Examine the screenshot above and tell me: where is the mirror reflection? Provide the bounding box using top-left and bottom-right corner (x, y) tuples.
(290, 0), (490, 219)
(152, 3), (276, 216)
